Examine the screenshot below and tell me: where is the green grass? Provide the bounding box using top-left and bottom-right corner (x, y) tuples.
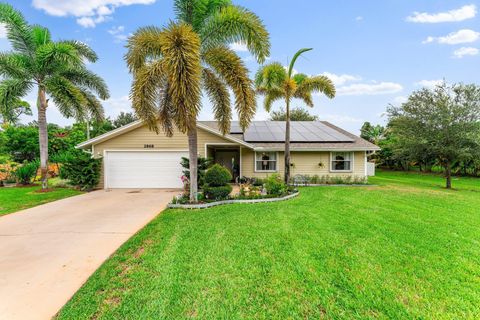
(0, 181), (82, 216)
(57, 171), (480, 319)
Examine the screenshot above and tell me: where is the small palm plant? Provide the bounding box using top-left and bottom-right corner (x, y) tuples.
(255, 48), (336, 184)
(126, 0), (270, 202)
(0, 3), (109, 190)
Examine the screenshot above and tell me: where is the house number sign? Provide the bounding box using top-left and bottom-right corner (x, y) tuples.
(144, 144), (154, 148)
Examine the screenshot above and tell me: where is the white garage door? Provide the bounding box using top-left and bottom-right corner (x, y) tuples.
(105, 151), (188, 188)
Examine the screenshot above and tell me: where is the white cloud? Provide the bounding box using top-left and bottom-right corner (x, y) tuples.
(0, 23), (6, 38)
(336, 82), (403, 96)
(407, 4), (476, 23)
(320, 72), (361, 86)
(32, 0), (156, 28)
(355, 16), (363, 21)
(414, 79), (443, 89)
(423, 29), (480, 45)
(103, 95), (132, 117)
(453, 46), (479, 58)
(108, 25), (129, 42)
(229, 41), (248, 52)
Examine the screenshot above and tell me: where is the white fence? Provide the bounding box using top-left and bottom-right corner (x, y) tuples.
(367, 162), (376, 176)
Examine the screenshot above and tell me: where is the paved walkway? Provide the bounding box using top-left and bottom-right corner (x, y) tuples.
(0, 188), (176, 320)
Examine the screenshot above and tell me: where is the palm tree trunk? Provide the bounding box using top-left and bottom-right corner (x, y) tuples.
(284, 98), (291, 184)
(37, 86), (49, 190)
(187, 124), (198, 202)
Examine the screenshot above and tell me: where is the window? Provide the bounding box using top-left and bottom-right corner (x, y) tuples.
(330, 152), (353, 171)
(255, 152), (277, 171)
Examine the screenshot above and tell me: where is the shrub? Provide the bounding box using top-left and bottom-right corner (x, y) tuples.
(205, 164), (232, 187)
(14, 160), (39, 185)
(264, 174), (287, 196)
(60, 150), (101, 191)
(180, 157), (213, 187)
(203, 184), (232, 201)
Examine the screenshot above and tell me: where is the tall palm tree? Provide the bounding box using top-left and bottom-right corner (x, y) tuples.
(0, 3), (109, 190)
(126, 0), (270, 202)
(255, 48), (336, 184)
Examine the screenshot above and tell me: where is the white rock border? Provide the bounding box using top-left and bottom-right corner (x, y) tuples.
(168, 191), (299, 209)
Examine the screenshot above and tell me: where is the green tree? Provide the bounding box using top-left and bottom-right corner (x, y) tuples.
(113, 112), (137, 128)
(255, 48), (335, 183)
(0, 98), (31, 125)
(126, 0), (269, 201)
(270, 107), (318, 121)
(387, 82), (480, 188)
(0, 3), (109, 189)
(360, 121), (385, 145)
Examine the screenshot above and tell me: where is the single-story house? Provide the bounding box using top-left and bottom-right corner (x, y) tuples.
(76, 120), (380, 189)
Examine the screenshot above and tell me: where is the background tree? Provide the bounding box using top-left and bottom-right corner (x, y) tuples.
(360, 121), (385, 145)
(0, 98), (31, 125)
(387, 82), (480, 188)
(270, 107), (318, 121)
(255, 48), (335, 183)
(0, 3), (109, 189)
(126, 0), (269, 201)
(113, 111), (137, 128)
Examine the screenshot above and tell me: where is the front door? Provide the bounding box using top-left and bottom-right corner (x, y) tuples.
(214, 150), (240, 180)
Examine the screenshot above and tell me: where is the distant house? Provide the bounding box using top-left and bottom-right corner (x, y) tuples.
(77, 121), (379, 189)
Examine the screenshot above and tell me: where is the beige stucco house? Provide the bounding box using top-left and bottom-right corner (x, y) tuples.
(76, 120), (379, 189)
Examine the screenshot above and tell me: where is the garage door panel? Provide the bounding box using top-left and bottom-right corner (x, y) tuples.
(105, 151), (187, 188)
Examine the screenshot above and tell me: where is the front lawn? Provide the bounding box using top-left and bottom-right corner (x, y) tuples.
(0, 183), (82, 216)
(57, 171), (480, 319)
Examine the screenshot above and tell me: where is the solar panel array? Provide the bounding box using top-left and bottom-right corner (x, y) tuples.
(240, 121), (354, 142)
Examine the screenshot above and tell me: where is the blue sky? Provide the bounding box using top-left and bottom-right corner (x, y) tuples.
(3, 0), (480, 133)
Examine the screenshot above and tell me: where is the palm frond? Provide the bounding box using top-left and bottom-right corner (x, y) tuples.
(203, 46), (255, 130)
(125, 26), (163, 73)
(0, 52), (30, 79)
(130, 60), (165, 132)
(44, 75), (87, 120)
(254, 62), (286, 91)
(294, 90), (314, 107)
(157, 79), (175, 137)
(292, 73), (308, 85)
(80, 89), (104, 122)
(60, 67), (110, 100)
(295, 75), (336, 99)
(200, 5), (270, 63)
(31, 25), (51, 47)
(36, 42), (82, 71)
(59, 40), (98, 63)
(288, 48), (312, 78)
(0, 3), (34, 55)
(160, 22), (202, 133)
(263, 88), (284, 112)
(0, 79), (33, 112)
(202, 68), (231, 134)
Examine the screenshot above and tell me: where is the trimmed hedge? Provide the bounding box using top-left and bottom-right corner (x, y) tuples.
(203, 184), (232, 201)
(205, 164), (232, 186)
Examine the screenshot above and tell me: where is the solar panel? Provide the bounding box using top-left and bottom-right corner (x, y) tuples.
(240, 121), (354, 142)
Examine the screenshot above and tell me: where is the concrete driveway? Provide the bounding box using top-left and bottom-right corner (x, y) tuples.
(0, 188), (177, 320)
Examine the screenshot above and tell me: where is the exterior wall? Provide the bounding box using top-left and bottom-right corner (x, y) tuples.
(92, 125), (233, 188)
(241, 149), (366, 179)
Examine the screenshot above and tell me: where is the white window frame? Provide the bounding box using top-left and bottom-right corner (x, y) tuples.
(330, 152), (354, 173)
(254, 151), (278, 172)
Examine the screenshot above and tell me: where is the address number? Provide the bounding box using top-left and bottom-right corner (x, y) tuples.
(144, 144), (154, 148)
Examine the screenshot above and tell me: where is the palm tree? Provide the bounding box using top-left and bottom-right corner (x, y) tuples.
(255, 48), (336, 184)
(0, 3), (109, 190)
(126, 0), (270, 202)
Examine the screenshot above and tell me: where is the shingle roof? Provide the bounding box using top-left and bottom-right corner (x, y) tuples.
(199, 121), (379, 151)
